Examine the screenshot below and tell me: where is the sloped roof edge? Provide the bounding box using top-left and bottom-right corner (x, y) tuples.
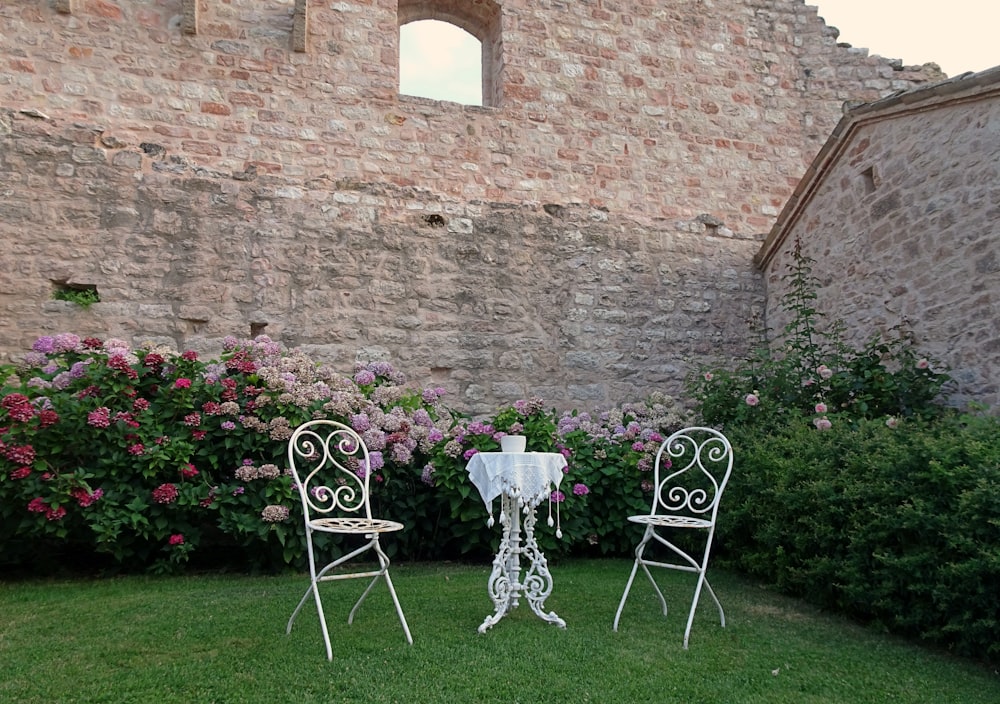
(755, 64), (1000, 270)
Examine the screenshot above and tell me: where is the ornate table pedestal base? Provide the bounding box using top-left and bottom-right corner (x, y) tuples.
(478, 492), (566, 633)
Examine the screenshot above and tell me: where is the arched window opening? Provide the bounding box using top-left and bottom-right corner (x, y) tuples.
(400, 20), (482, 105)
(397, 0), (503, 108)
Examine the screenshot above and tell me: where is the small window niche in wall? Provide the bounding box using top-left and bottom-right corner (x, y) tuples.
(399, 20), (483, 105)
(861, 165), (880, 195)
(51, 282), (100, 308)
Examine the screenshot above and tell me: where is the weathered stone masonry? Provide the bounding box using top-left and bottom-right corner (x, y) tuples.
(758, 70), (1000, 411)
(0, 1), (942, 413)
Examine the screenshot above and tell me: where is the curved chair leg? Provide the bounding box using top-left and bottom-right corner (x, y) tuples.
(683, 570), (708, 650)
(701, 577), (725, 627)
(382, 570), (414, 644)
(613, 559), (640, 632)
(287, 531), (335, 660)
(286, 569), (334, 660)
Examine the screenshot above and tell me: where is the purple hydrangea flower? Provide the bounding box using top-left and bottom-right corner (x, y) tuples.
(32, 336), (56, 354)
(23, 351), (48, 367)
(354, 369), (376, 386)
(53, 333), (81, 352)
(351, 413), (372, 432)
(420, 464), (435, 487)
(364, 451), (385, 472)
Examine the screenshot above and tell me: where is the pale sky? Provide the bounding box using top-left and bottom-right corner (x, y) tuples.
(399, 21), (481, 105)
(815, 0), (999, 77)
(400, 4), (1000, 104)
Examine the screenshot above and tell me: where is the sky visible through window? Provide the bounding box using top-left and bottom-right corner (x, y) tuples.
(399, 20), (481, 105)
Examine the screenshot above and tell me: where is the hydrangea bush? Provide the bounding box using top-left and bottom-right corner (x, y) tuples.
(1, 333), (695, 572)
(0, 334), (452, 573)
(421, 393), (694, 558)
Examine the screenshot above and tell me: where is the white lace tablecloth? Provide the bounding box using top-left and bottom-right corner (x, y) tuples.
(466, 451), (567, 509)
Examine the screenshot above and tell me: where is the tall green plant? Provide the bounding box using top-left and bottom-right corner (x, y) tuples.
(690, 237), (950, 429)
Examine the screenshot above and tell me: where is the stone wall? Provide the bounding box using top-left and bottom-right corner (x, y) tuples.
(758, 73), (1000, 410)
(0, 1), (944, 413)
(1, 110), (765, 413)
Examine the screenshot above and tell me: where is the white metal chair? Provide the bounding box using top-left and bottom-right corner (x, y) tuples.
(285, 419), (412, 660)
(613, 426), (734, 648)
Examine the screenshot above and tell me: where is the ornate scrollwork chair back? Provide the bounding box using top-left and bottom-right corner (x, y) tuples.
(285, 420), (412, 660)
(613, 426), (734, 648)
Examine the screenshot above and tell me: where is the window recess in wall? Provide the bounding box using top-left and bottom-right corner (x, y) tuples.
(397, 0), (502, 107)
(861, 165), (880, 194)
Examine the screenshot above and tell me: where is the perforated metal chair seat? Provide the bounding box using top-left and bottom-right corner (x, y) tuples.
(309, 517), (404, 534)
(628, 514), (712, 529)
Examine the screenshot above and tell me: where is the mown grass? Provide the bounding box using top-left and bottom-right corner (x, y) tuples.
(1, 559), (996, 704)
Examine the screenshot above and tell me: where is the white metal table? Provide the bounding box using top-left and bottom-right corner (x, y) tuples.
(465, 451), (567, 632)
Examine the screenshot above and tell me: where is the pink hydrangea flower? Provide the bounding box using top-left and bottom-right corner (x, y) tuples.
(815, 402), (827, 414)
(152, 483), (179, 504)
(10, 467), (32, 480)
(174, 378), (192, 389)
(813, 417), (832, 431)
(169, 534), (185, 546)
(916, 358), (929, 370)
(817, 364), (834, 380)
(87, 407), (111, 428)
(46, 506), (67, 521)
(4, 443), (36, 465)
(72, 487), (104, 507)
(745, 393), (759, 407)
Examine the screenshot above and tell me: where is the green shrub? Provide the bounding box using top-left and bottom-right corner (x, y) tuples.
(1, 334), (693, 572)
(684, 238), (997, 663)
(716, 413), (1000, 662)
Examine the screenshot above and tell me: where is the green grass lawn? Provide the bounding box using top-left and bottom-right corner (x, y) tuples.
(1, 559), (996, 703)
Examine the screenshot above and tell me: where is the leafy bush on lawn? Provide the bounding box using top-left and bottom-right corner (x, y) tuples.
(687, 238), (996, 663)
(0, 333), (692, 572)
(716, 413), (1000, 663)
(0, 334), (453, 573)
